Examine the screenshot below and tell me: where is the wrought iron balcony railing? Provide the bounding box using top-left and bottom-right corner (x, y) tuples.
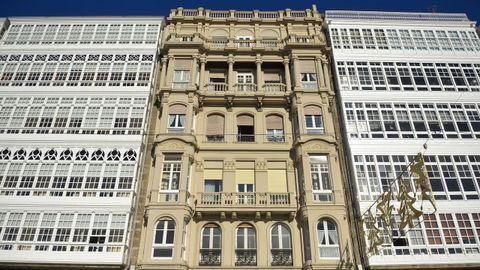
(271, 249), (293, 266)
(235, 249), (257, 266)
(199, 249), (221, 266)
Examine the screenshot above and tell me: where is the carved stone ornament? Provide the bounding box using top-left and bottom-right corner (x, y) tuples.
(255, 161), (267, 170)
(195, 161), (204, 171)
(224, 161), (235, 171)
(161, 141), (185, 150)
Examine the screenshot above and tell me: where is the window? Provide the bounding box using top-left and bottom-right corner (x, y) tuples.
(423, 214), (443, 245)
(236, 72), (255, 91)
(439, 213), (460, 244)
(160, 154), (181, 202)
(172, 70), (190, 89)
(271, 223), (292, 266)
(266, 115), (284, 142)
(317, 218), (340, 258)
(235, 224), (256, 266)
(301, 73), (317, 90)
(237, 114), (254, 142)
(237, 36), (253, 48)
(200, 224), (221, 266)
(310, 155), (332, 202)
(168, 104), (186, 132)
(456, 214), (476, 245)
(206, 114), (225, 142)
(153, 218), (175, 259)
(304, 105), (324, 134)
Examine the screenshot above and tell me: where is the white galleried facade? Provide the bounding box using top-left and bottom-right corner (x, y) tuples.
(326, 11), (480, 269)
(0, 17), (163, 268)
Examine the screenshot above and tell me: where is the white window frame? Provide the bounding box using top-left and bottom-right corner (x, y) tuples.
(152, 218), (175, 259)
(317, 219), (340, 259)
(305, 114), (324, 133)
(310, 155), (332, 202)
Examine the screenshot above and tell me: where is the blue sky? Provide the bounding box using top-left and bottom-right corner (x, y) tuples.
(1, 0), (480, 23)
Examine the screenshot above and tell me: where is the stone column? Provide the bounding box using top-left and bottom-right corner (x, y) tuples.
(283, 57), (291, 92)
(160, 57), (168, 87)
(315, 56), (325, 88)
(199, 56), (206, 91)
(322, 56), (331, 89)
(166, 55), (175, 88)
(227, 54), (234, 92)
(190, 55), (198, 88)
(255, 56), (263, 92)
(292, 56), (301, 90)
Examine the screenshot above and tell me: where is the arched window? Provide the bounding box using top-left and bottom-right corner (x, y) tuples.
(266, 115), (284, 142)
(153, 218), (175, 259)
(123, 149), (137, 161)
(235, 224), (256, 266)
(200, 224), (221, 266)
(0, 148), (11, 160)
(59, 149), (73, 160)
(271, 223), (292, 266)
(107, 149), (120, 161)
(304, 105), (324, 134)
(91, 149), (105, 161)
(206, 114), (225, 142)
(237, 114), (254, 142)
(317, 218), (340, 258)
(28, 149), (42, 160)
(75, 149), (89, 161)
(43, 149), (57, 160)
(13, 149), (26, 160)
(168, 104), (186, 132)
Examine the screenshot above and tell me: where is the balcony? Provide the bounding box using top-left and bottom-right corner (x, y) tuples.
(206, 82), (228, 92)
(197, 192), (295, 211)
(199, 249), (221, 266)
(263, 83), (286, 93)
(234, 83), (257, 92)
(271, 249), (293, 266)
(168, 8), (321, 22)
(235, 249), (257, 266)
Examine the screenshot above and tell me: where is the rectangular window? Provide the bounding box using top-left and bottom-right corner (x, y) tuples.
(310, 155), (331, 202)
(159, 154), (182, 202)
(172, 70), (190, 89)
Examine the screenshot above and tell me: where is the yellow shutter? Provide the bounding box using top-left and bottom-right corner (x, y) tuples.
(267, 169), (287, 192)
(204, 169), (223, 180)
(235, 169), (255, 184)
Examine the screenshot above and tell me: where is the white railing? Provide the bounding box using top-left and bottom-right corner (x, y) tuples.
(259, 11), (280, 19)
(234, 83), (256, 92)
(234, 40), (254, 48)
(263, 83), (286, 93)
(198, 192), (293, 207)
(206, 82), (228, 92)
(171, 8), (316, 20)
(291, 11), (307, 18)
(183, 10), (199, 16)
(208, 39), (228, 49)
(235, 11), (254, 18)
(261, 40), (280, 48)
(210, 11), (229, 18)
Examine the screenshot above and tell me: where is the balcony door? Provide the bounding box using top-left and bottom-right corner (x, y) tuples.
(204, 180), (222, 204)
(237, 184), (255, 205)
(237, 72), (254, 91)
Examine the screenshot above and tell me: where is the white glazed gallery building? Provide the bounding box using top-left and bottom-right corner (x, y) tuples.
(0, 17), (163, 268)
(326, 10), (480, 269)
